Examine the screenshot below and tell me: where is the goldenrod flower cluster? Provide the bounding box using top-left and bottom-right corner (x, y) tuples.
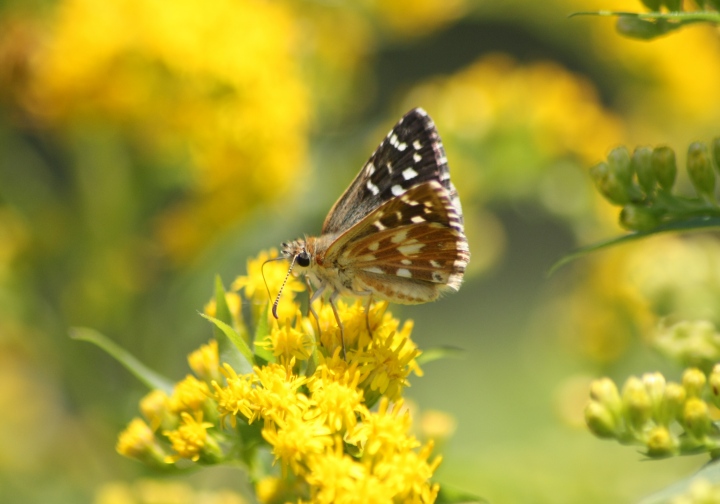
(590, 140), (720, 231)
(117, 250), (440, 503)
(586, 366), (720, 458)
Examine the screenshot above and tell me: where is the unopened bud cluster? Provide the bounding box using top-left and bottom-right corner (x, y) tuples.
(586, 366), (720, 458)
(590, 139), (720, 231)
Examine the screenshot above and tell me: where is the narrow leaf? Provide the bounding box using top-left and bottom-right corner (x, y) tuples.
(549, 217), (720, 275)
(253, 304), (276, 364)
(200, 313), (254, 373)
(70, 327), (174, 393)
(416, 346), (465, 365)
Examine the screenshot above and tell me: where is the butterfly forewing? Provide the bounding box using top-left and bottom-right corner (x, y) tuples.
(322, 108), (460, 235)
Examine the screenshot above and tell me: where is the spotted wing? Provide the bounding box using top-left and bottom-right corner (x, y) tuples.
(325, 181), (468, 292)
(322, 108), (463, 235)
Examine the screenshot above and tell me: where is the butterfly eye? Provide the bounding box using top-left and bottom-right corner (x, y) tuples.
(296, 251), (311, 267)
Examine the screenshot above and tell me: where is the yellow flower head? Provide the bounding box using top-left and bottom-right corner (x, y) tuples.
(213, 363), (258, 426)
(262, 414), (333, 477)
(168, 375), (211, 414)
(164, 411), (215, 463)
(307, 365), (364, 434)
(187, 339), (221, 383)
(257, 311), (313, 365)
(139, 389), (172, 431)
(350, 398), (418, 458)
(117, 418), (165, 465)
(252, 363), (310, 424)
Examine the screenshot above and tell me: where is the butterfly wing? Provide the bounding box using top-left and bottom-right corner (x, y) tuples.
(323, 181), (469, 303)
(322, 108), (463, 235)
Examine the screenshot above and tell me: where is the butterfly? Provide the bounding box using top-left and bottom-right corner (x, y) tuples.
(275, 108), (469, 356)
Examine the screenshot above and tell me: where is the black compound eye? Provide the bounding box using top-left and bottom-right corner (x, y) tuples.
(296, 251), (310, 267)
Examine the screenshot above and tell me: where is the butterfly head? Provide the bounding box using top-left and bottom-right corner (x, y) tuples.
(281, 239), (312, 270)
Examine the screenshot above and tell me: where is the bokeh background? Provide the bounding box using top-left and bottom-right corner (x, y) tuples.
(2, 0), (720, 502)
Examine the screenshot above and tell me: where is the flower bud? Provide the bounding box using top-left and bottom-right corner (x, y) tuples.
(643, 372), (666, 415)
(652, 146), (677, 191)
(708, 364), (720, 407)
(645, 425), (677, 457)
(590, 161), (630, 204)
(687, 142), (715, 200)
(712, 137), (720, 174)
(608, 146), (633, 186)
(585, 401), (619, 438)
(682, 367), (707, 397)
(632, 146), (656, 195)
(589, 377), (622, 414)
(622, 376), (652, 430)
(619, 204), (661, 231)
(683, 397), (712, 439)
(661, 382), (686, 424)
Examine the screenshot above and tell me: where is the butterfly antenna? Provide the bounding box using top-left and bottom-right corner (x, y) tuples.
(269, 254), (297, 319)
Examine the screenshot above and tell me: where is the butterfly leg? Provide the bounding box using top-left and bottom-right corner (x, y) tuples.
(308, 284), (325, 342)
(328, 291), (346, 360)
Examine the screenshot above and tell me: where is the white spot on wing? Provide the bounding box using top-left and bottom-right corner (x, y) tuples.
(397, 142), (408, 151)
(398, 243), (424, 255)
(390, 230), (408, 244)
(410, 216), (425, 223)
(368, 242), (379, 251)
(366, 180), (380, 195)
(413, 153), (422, 163)
(402, 167), (418, 180)
(364, 266), (384, 275)
(391, 185), (404, 196)
(401, 259), (412, 265)
(396, 268), (412, 278)
(374, 221), (387, 231)
(413, 140), (422, 150)
(365, 162), (375, 176)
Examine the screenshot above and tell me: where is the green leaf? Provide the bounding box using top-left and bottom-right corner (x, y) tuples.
(436, 485), (488, 504)
(549, 217), (720, 275)
(639, 459), (720, 503)
(200, 313), (254, 373)
(211, 276), (252, 373)
(70, 327), (174, 394)
(570, 10), (720, 39)
(416, 346), (465, 365)
(252, 304), (276, 364)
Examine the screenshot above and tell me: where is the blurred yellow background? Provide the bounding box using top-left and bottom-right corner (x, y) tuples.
(2, 0), (720, 502)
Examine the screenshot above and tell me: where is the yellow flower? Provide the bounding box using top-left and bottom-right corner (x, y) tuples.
(187, 339), (221, 383)
(213, 364), (257, 426)
(371, 441), (441, 503)
(252, 363), (310, 424)
(307, 365), (364, 433)
(349, 398), (419, 457)
(139, 389), (172, 431)
(116, 418), (165, 464)
(262, 414), (333, 477)
(232, 249), (303, 323)
(168, 375), (211, 414)
(257, 312), (314, 365)
(164, 411), (215, 463)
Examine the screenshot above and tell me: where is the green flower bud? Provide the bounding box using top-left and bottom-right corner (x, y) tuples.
(652, 146), (677, 191)
(645, 425), (678, 457)
(687, 142), (715, 200)
(683, 367), (707, 397)
(632, 146), (656, 195)
(608, 146), (634, 185)
(643, 372), (666, 415)
(709, 364), (720, 407)
(661, 382), (686, 424)
(640, 0), (662, 9)
(712, 137), (720, 174)
(590, 161), (631, 204)
(589, 377), (622, 414)
(622, 376), (652, 431)
(585, 401), (619, 438)
(683, 397), (712, 439)
(619, 204), (661, 231)
(663, 0), (681, 10)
